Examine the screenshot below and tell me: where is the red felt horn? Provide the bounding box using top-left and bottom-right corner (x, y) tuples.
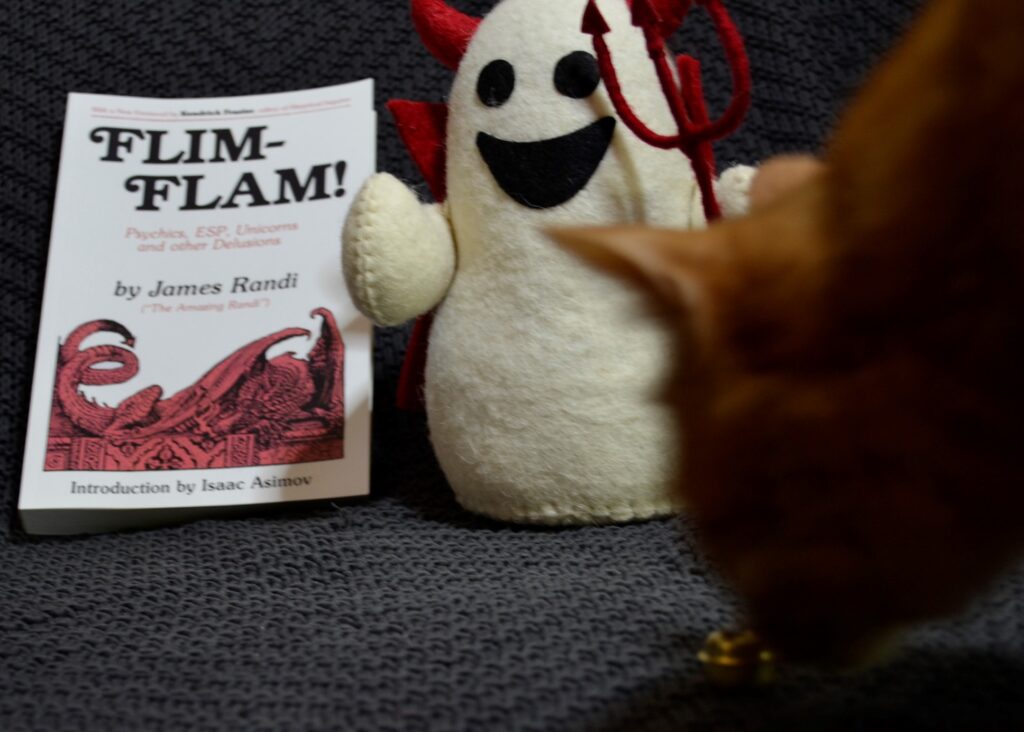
(411, 0), (483, 70)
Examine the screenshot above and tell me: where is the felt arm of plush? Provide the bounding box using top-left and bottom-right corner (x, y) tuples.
(715, 164), (758, 218)
(342, 172), (456, 326)
(685, 164), (757, 227)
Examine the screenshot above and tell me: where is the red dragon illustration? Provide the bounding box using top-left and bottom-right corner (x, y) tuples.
(45, 308), (344, 471)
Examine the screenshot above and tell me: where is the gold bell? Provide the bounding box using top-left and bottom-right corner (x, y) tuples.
(698, 629), (777, 688)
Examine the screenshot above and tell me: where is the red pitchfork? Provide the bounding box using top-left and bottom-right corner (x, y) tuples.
(582, 0), (752, 221)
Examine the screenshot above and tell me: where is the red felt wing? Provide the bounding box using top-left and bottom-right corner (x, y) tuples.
(396, 312), (434, 412)
(387, 100), (449, 411)
(387, 100), (449, 202)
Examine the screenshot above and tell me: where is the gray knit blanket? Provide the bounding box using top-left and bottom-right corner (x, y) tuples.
(2, 1), (1022, 729)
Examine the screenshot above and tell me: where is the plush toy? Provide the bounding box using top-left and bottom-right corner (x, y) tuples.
(343, 0), (755, 524)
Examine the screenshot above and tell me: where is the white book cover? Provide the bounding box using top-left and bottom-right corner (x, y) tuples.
(19, 81), (376, 534)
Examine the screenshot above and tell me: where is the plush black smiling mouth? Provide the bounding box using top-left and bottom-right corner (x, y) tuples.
(476, 117), (616, 210)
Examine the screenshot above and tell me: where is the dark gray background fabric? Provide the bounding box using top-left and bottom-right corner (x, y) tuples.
(2, 1), (1023, 729)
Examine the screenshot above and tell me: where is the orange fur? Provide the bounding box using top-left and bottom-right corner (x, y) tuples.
(555, 0), (1024, 665)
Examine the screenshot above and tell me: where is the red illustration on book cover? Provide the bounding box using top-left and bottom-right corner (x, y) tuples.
(44, 308), (344, 471)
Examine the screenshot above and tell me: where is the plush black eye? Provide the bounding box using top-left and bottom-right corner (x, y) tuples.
(477, 59), (515, 107)
(554, 51), (601, 99)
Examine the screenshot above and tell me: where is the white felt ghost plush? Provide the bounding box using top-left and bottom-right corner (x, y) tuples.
(343, 0), (755, 524)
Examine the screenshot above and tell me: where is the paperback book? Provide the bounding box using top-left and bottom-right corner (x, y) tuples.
(19, 81), (376, 534)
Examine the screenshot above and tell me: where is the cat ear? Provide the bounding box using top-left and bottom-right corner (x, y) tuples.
(550, 225), (722, 316)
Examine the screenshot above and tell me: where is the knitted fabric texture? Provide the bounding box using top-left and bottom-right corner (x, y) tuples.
(2, 0), (1024, 730)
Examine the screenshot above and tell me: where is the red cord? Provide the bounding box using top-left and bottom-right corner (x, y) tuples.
(586, 0), (752, 221)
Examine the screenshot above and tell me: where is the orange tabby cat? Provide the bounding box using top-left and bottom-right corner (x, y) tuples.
(555, 0), (1024, 665)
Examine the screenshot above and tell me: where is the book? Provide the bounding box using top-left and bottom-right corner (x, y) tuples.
(18, 81), (377, 534)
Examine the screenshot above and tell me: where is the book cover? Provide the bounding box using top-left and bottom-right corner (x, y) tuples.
(19, 81), (376, 534)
